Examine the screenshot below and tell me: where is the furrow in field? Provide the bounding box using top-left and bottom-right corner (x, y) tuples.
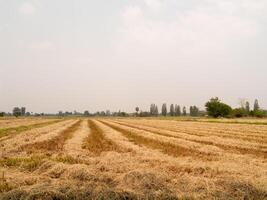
(0, 120), (75, 155)
(0, 119), (64, 140)
(21, 120), (82, 153)
(117, 119), (267, 143)
(63, 120), (90, 157)
(174, 125), (267, 141)
(0, 118), (56, 129)
(100, 120), (216, 161)
(0, 118), (41, 127)
(122, 119), (267, 137)
(82, 120), (125, 156)
(173, 120), (267, 137)
(112, 120), (267, 158)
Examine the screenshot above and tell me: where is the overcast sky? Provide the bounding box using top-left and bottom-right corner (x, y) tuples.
(0, 0), (267, 113)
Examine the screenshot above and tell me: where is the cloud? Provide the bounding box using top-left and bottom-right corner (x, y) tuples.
(29, 41), (54, 50)
(114, 0), (263, 70)
(144, 0), (162, 11)
(19, 2), (36, 15)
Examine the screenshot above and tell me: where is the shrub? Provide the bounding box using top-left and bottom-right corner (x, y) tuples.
(232, 108), (247, 118)
(205, 97), (232, 118)
(253, 110), (266, 118)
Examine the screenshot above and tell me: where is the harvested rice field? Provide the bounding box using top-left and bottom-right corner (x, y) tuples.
(0, 117), (266, 199)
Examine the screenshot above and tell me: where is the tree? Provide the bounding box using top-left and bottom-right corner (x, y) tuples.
(175, 105), (181, 116)
(155, 106), (158, 115)
(205, 97), (232, 118)
(170, 104), (174, 116)
(13, 107), (21, 117)
(190, 106), (199, 116)
(238, 98), (247, 108)
(84, 111), (90, 116)
(161, 103), (167, 116)
(106, 110), (111, 116)
(135, 107), (139, 116)
(254, 110), (265, 118)
(58, 111), (64, 116)
(245, 101), (250, 113)
(232, 108), (247, 118)
(254, 99), (259, 112)
(0, 112), (4, 117)
(139, 111), (150, 117)
(183, 106), (187, 116)
(150, 104), (158, 116)
(21, 107), (26, 116)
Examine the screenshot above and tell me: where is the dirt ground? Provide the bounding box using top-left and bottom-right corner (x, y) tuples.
(0, 118), (266, 199)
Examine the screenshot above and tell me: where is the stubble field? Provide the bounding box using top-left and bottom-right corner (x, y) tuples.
(0, 117), (266, 199)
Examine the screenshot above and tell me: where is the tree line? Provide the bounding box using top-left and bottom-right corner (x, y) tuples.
(135, 103), (198, 117)
(135, 98), (266, 118)
(1, 97), (266, 118)
(205, 97), (266, 118)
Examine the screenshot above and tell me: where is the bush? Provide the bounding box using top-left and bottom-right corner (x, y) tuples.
(253, 110), (266, 118)
(205, 97), (232, 118)
(139, 112), (151, 117)
(232, 108), (247, 118)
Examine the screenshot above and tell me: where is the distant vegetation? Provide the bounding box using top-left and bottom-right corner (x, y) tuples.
(2, 98), (266, 118)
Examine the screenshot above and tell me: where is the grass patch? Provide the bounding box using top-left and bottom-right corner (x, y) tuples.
(52, 154), (82, 164)
(21, 120), (81, 153)
(101, 121), (215, 161)
(0, 182), (13, 193)
(0, 155), (45, 171)
(0, 119), (64, 138)
(83, 120), (124, 156)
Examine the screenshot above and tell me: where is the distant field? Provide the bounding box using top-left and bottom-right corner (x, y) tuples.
(0, 117), (266, 199)
(132, 116), (267, 125)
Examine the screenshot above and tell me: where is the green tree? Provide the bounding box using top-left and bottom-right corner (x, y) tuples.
(161, 103), (167, 116)
(254, 110), (265, 118)
(205, 97), (232, 118)
(182, 106), (186, 116)
(254, 99), (259, 112)
(170, 104), (174, 116)
(0, 112), (4, 117)
(84, 111), (90, 116)
(175, 105), (181, 116)
(232, 108), (247, 118)
(190, 106), (199, 116)
(155, 105), (158, 116)
(21, 107), (26, 116)
(13, 107), (21, 117)
(106, 110), (111, 116)
(150, 104), (158, 116)
(245, 101), (250, 114)
(135, 107), (139, 116)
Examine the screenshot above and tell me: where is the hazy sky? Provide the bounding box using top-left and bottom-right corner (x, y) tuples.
(1, 0), (267, 113)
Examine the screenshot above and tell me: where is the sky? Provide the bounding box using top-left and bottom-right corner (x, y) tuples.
(0, 0), (267, 113)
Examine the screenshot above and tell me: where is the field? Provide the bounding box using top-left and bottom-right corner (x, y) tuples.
(0, 117), (266, 199)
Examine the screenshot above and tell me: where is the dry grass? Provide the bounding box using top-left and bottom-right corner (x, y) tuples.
(117, 120), (267, 145)
(21, 120), (81, 153)
(0, 119), (63, 139)
(112, 120), (267, 158)
(52, 154), (83, 164)
(0, 117), (266, 199)
(100, 120), (216, 161)
(82, 120), (124, 156)
(0, 155), (45, 171)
